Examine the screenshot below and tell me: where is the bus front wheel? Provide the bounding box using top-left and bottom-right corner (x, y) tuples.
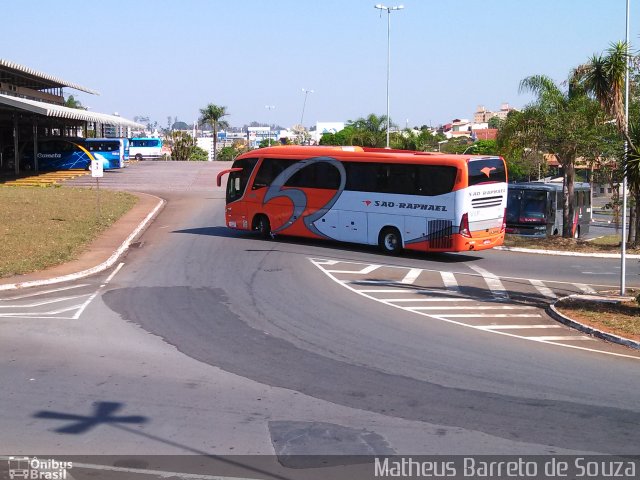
(135, 154), (143, 161)
(253, 215), (271, 239)
(379, 227), (402, 255)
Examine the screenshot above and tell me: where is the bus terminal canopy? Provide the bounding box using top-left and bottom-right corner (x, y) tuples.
(0, 94), (143, 128)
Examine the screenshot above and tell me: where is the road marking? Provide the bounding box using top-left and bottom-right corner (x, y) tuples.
(309, 258), (640, 360)
(400, 268), (422, 284)
(478, 325), (562, 330)
(575, 283), (597, 294)
(401, 305), (536, 310)
(530, 279), (557, 299)
(382, 298), (474, 302)
(468, 265), (509, 300)
(432, 314), (542, 318)
(73, 263), (125, 320)
(0, 294), (90, 308)
(326, 264), (380, 274)
(1, 284), (90, 300)
(440, 271), (460, 293)
(356, 289), (409, 293)
(531, 336), (595, 341)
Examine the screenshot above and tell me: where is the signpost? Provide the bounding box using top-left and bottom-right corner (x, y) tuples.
(90, 158), (103, 220)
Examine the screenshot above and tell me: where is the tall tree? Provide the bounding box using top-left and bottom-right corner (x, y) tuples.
(573, 42), (640, 243)
(347, 114), (390, 148)
(199, 104), (230, 161)
(64, 95), (84, 109)
(498, 75), (607, 237)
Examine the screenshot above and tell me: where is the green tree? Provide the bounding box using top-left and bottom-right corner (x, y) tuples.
(498, 75), (608, 237)
(347, 114), (390, 148)
(573, 41), (640, 243)
(167, 131), (196, 161)
(64, 95), (84, 109)
(488, 116), (504, 130)
(319, 126), (356, 146)
(190, 146), (209, 161)
(199, 104), (230, 161)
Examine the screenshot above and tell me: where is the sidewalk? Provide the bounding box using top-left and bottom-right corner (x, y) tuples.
(0, 192), (164, 291)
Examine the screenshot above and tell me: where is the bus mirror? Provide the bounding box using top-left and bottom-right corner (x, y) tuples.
(216, 167), (243, 187)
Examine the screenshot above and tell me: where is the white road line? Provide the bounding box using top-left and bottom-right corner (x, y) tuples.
(400, 305), (536, 310)
(309, 258), (640, 360)
(400, 268), (422, 284)
(313, 260), (340, 265)
(575, 283), (597, 294)
(0, 294), (90, 308)
(1, 284), (90, 300)
(530, 279), (557, 299)
(478, 325), (562, 330)
(531, 336), (595, 341)
(355, 289), (409, 293)
(468, 265), (509, 300)
(382, 298), (474, 302)
(0, 315), (76, 320)
(440, 271), (460, 292)
(433, 313), (542, 318)
(73, 263), (125, 320)
(326, 264), (380, 274)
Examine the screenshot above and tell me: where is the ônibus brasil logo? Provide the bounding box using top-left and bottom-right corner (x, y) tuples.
(7, 457), (72, 479)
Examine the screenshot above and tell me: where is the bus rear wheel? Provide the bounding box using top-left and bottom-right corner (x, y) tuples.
(253, 215), (271, 239)
(379, 227), (402, 255)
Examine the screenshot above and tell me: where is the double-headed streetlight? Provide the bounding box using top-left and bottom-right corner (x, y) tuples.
(300, 88), (314, 127)
(265, 105), (275, 145)
(374, 3), (404, 148)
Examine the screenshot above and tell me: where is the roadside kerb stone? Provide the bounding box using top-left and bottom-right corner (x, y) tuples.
(547, 294), (640, 350)
(0, 192), (165, 291)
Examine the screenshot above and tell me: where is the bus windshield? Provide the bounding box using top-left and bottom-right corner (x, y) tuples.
(507, 190), (547, 223)
(227, 157), (258, 203)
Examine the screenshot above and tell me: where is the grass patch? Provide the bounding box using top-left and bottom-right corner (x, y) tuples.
(555, 295), (640, 342)
(0, 186), (137, 278)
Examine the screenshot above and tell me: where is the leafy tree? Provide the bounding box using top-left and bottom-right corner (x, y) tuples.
(573, 42), (640, 243)
(439, 137), (473, 154)
(199, 104), (230, 161)
(259, 138), (279, 148)
(190, 146), (209, 161)
(217, 144), (247, 162)
(167, 131), (196, 161)
(172, 121), (189, 131)
(347, 114), (391, 148)
(319, 126), (357, 146)
(488, 116), (504, 130)
(498, 75), (608, 237)
(64, 95), (84, 109)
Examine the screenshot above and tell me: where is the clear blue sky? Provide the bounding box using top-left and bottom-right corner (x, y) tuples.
(2, 0), (634, 129)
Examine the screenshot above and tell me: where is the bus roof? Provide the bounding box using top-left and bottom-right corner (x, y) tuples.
(237, 145), (503, 165)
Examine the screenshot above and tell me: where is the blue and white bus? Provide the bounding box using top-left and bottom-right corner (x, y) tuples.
(84, 138), (129, 170)
(19, 138), (91, 171)
(129, 137), (163, 160)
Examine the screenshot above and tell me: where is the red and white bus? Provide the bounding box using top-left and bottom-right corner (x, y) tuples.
(217, 146), (507, 254)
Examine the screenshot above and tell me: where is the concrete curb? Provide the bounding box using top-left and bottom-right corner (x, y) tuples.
(547, 295), (640, 350)
(0, 194), (165, 291)
(495, 245), (640, 259)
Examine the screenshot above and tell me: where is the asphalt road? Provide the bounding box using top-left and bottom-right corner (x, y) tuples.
(2, 162), (640, 478)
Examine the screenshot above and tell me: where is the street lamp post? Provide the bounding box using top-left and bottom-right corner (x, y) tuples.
(300, 88), (314, 127)
(621, 0), (631, 295)
(265, 105), (275, 146)
(374, 3), (404, 148)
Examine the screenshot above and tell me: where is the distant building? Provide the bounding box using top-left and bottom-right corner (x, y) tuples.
(473, 103), (517, 123)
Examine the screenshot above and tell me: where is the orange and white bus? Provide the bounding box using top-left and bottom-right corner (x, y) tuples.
(217, 146), (507, 254)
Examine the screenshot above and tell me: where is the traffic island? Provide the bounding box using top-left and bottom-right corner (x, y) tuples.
(548, 294), (640, 350)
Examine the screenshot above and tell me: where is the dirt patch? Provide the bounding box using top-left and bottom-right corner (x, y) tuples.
(555, 296), (640, 342)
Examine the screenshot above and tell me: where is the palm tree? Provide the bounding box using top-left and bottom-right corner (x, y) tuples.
(573, 42), (638, 242)
(498, 75), (607, 237)
(199, 104), (230, 161)
(573, 42), (631, 147)
(347, 114), (390, 148)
